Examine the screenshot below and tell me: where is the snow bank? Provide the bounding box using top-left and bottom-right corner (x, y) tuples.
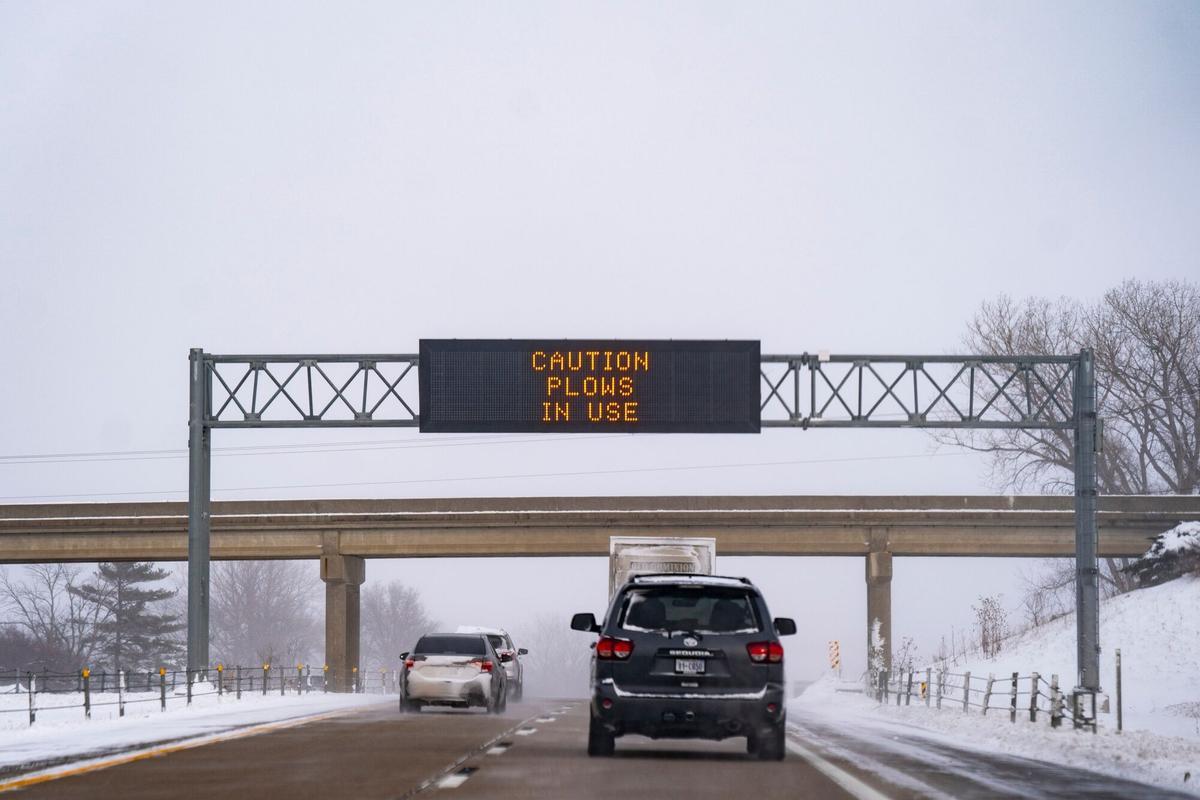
(791, 675), (1200, 796)
(0, 688), (388, 775)
(935, 572), (1200, 741)
(1152, 521), (1200, 555)
(786, 547), (1200, 796)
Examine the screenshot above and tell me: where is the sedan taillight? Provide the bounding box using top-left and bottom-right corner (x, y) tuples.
(596, 636), (633, 660)
(747, 641), (784, 664)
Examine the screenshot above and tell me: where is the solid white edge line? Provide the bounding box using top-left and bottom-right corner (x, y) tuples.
(786, 737), (894, 800)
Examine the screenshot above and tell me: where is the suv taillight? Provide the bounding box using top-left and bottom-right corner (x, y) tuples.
(747, 641), (783, 664)
(596, 636), (634, 660)
(471, 659), (494, 673)
(404, 658), (415, 669)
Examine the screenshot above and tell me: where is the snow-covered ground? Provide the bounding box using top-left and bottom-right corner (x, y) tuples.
(789, 548), (1200, 797)
(790, 678), (1200, 797)
(0, 686), (389, 775)
(942, 572), (1200, 741)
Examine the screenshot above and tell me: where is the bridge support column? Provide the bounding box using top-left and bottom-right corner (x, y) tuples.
(866, 544), (892, 676)
(321, 552), (365, 692)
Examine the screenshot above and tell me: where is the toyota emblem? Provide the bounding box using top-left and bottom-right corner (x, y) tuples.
(683, 636), (699, 647)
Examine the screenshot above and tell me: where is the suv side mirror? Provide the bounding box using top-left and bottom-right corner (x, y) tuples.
(517, 648), (528, 656)
(571, 612), (600, 633)
(399, 651), (409, 660)
(774, 617), (797, 636)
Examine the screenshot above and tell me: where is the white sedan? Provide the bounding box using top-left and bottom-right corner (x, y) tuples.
(400, 633), (508, 713)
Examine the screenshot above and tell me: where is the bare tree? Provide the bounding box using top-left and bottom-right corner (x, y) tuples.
(0, 564), (108, 670)
(203, 561), (321, 669)
(514, 613), (593, 698)
(1017, 560), (1074, 631)
(945, 279), (1200, 593)
(972, 595), (1009, 658)
(893, 636), (919, 674)
(360, 581), (438, 669)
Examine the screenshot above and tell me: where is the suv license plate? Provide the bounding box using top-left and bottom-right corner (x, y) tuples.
(675, 659), (705, 675)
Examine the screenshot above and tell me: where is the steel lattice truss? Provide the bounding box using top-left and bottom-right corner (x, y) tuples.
(200, 352), (1080, 430)
(204, 354), (420, 428)
(759, 354), (1078, 429)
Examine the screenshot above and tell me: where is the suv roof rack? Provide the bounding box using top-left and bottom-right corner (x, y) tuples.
(627, 573), (756, 587)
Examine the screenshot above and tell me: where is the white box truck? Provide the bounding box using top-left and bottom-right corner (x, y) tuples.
(608, 536), (716, 599)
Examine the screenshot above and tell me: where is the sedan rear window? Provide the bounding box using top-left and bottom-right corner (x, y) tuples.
(415, 635), (487, 655)
(617, 587), (761, 634)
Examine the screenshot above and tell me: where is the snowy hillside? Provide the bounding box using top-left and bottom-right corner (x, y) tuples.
(944, 573), (1200, 740)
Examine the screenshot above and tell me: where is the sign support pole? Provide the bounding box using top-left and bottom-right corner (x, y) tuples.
(1073, 348), (1100, 726)
(187, 348), (211, 671)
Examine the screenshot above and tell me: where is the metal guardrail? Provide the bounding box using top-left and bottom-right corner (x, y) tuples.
(0, 664), (400, 727)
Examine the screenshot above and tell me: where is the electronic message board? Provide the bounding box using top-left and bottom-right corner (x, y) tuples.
(419, 339), (761, 433)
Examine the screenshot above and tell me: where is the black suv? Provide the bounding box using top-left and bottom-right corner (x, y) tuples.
(571, 574), (796, 760)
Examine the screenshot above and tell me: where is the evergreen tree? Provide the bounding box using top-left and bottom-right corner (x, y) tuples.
(1125, 524), (1200, 589)
(69, 562), (184, 671)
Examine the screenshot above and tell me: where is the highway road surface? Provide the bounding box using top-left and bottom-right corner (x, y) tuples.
(6, 698), (1191, 799)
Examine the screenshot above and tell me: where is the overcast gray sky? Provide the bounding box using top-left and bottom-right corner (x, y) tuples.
(2, 1), (1197, 677)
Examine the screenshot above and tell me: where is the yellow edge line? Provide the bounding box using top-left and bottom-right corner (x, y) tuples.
(0, 703), (379, 793)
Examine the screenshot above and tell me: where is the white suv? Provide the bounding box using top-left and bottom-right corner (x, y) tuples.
(455, 626), (527, 701)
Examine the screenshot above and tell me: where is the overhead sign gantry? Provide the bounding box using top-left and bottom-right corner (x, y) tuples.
(188, 342), (1100, 724)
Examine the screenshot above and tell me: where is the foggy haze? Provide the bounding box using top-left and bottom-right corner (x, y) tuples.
(2, 2), (1198, 680)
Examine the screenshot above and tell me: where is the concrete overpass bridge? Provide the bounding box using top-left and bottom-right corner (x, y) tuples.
(3, 494), (1196, 689)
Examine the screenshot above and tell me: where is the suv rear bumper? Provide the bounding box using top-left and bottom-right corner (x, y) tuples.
(590, 679), (785, 740)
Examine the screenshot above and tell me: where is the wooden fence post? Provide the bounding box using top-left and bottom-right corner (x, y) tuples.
(1030, 673), (1039, 723)
(962, 671), (971, 712)
(1009, 672), (1018, 723)
(983, 674), (994, 715)
(1050, 674), (1062, 728)
(1116, 649), (1123, 733)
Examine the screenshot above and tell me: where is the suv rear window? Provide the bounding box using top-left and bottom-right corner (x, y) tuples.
(415, 635), (487, 655)
(617, 587), (761, 634)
